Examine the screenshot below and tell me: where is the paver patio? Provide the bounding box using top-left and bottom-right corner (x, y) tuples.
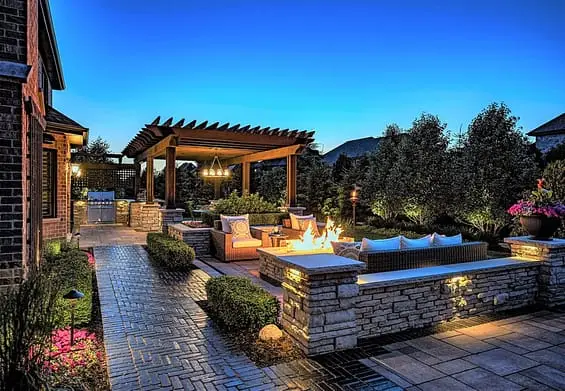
(90, 226), (565, 390)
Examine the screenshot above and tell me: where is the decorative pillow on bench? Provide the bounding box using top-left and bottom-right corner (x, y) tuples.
(432, 233), (462, 246)
(290, 213), (319, 235)
(401, 234), (432, 249)
(361, 236), (401, 251)
(331, 241), (361, 260)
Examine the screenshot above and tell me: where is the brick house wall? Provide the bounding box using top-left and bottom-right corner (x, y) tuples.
(0, 0), (31, 289)
(42, 132), (71, 239)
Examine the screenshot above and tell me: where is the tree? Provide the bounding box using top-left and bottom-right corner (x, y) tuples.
(362, 124), (405, 221)
(543, 160), (565, 202)
(297, 146), (336, 217)
(75, 136), (112, 163)
(458, 102), (538, 235)
(388, 114), (450, 224)
(255, 166), (286, 205)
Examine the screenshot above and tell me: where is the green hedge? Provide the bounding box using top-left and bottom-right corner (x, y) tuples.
(205, 276), (280, 331)
(202, 211), (289, 227)
(45, 248), (93, 327)
(147, 233), (195, 270)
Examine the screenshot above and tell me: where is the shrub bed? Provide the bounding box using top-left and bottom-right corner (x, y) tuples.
(203, 211), (289, 227)
(45, 248), (93, 328)
(146, 232), (195, 270)
(205, 276), (280, 331)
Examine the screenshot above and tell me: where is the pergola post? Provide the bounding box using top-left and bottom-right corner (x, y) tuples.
(146, 156), (154, 203)
(286, 154), (297, 207)
(133, 162), (141, 199)
(213, 180), (221, 199)
(165, 146), (176, 209)
(242, 161), (251, 195)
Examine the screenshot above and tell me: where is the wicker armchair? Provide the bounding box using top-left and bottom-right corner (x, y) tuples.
(358, 241), (488, 274)
(211, 220), (270, 262)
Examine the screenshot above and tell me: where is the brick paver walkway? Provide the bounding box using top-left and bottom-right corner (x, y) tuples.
(95, 245), (401, 390)
(91, 226), (565, 390)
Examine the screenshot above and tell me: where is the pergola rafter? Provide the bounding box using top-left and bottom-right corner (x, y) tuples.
(123, 117), (315, 208)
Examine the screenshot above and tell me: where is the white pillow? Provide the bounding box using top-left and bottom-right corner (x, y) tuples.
(290, 213), (314, 230)
(220, 214), (248, 233)
(433, 233), (462, 246)
(402, 235), (432, 249)
(361, 236), (401, 251)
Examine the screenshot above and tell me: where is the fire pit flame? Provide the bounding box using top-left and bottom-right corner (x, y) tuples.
(287, 217), (343, 251)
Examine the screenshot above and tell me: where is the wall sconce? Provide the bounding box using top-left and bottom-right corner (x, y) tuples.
(71, 163), (81, 177)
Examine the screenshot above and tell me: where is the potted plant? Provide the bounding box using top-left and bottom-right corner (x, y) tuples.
(508, 179), (565, 240)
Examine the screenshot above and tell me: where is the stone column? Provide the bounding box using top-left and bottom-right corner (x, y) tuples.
(505, 236), (565, 307)
(280, 254), (365, 356)
(160, 208), (185, 233)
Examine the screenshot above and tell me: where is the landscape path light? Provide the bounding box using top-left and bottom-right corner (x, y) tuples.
(63, 289), (85, 346)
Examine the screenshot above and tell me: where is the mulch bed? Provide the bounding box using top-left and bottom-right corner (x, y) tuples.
(196, 300), (303, 367)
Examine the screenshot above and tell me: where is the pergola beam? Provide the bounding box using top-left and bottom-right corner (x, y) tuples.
(223, 144), (305, 166)
(135, 135), (177, 162)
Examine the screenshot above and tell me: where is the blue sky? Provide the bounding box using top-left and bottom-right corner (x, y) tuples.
(50, 0), (565, 154)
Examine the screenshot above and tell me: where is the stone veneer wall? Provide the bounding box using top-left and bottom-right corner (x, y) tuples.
(129, 202), (161, 232)
(506, 237), (565, 307)
(356, 264), (539, 339)
(115, 200), (130, 225)
(168, 224), (211, 255)
(72, 200), (87, 227)
(160, 209), (184, 233)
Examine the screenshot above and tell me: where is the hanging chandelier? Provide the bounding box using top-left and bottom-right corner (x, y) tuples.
(201, 155), (230, 178)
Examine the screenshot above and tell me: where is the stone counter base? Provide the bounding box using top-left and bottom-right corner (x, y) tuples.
(168, 224), (211, 255)
(357, 264), (538, 339)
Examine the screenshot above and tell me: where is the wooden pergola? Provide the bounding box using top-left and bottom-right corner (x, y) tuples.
(122, 117), (315, 209)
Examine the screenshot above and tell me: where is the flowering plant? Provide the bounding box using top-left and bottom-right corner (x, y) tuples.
(37, 327), (103, 383)
(508, 179), (565, 218)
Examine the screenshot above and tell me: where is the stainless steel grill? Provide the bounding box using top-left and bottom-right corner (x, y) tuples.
(87, 191), (116, 223)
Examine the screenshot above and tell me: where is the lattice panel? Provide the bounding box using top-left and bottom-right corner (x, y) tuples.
(72, 164), (137, 199)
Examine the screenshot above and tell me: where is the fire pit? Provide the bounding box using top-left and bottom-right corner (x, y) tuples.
(258, 218), (351, 285)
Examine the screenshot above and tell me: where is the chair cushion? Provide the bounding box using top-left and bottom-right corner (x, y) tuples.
(433, 233), (463, 246)
(220, 214), (248, 233)
(232, 237), (262, 248)
(290, 213), (314, 230)
(402, 235), (432, 249)
(331, 241), (361, 260)
(229, 219), (252, 239)
(361, 236), (401, 251)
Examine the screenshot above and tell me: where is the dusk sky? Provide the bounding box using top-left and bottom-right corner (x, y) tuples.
(50, 0), (565, 154)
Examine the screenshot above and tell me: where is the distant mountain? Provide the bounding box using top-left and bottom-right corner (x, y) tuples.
(323, 136), (383, 164)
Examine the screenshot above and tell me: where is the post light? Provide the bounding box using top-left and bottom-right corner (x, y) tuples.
(63, 289), (85, 346)
(350, 186), (360, 228)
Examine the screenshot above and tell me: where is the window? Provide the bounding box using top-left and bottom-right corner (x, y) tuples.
(42, 149), (56, 218)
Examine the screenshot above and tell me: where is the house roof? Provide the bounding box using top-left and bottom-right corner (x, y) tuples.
(45, 106), (88, 146)
(39, 0), (64, 89)
(122, 116), (315, 161)
(527, 113), (565, 137)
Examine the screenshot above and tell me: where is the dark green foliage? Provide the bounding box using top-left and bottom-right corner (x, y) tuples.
(202, 212), (288, 227)
(205, 276), (280, 331)
(0, 267), (58, 391)
(544, 143), (565, 165)
(543, 160), (565, 202)
(457, 103), (538, 235)
(146, 233), (195, 270)
(213, 192), (279, 214)
(255, 166), (286, 205)
(46, 249), (93, 327)
(297, 146), (337, 217)
(73, 136), (112, 163)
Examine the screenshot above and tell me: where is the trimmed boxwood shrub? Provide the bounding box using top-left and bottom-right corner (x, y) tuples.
(205, 276), (280, 331)
(146, 232), (195, 270)
(202, 211), (289, 227)
(45, 248), (93, 327)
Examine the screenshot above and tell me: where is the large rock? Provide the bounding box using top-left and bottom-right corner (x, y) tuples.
(258, 324), (283, 342)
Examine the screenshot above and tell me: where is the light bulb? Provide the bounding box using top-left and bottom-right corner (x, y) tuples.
(223, 169), (230, 176)
(202, 168), (209, 176)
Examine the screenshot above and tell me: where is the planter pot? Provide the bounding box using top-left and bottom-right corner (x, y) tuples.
(520, 215), (561, 240)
